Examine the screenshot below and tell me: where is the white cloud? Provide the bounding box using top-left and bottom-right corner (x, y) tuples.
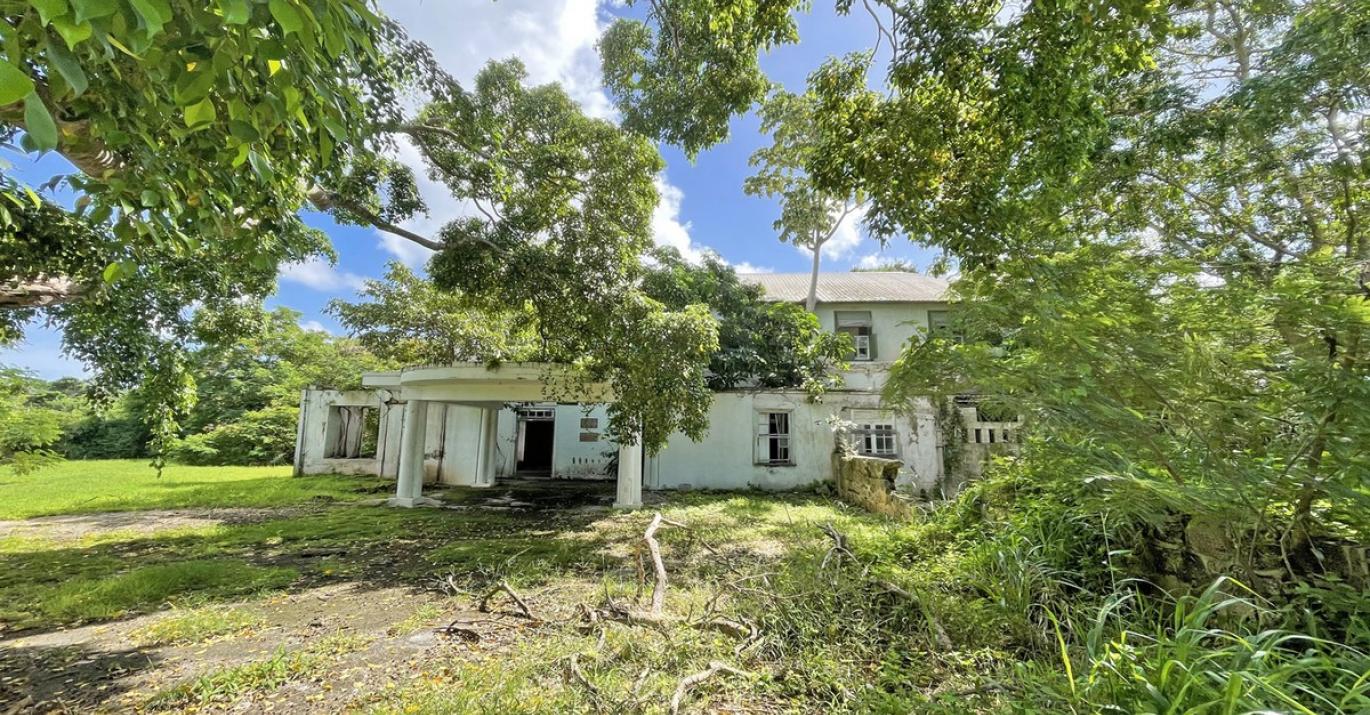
(856, 253), (883, 269)
(821, 204), (867, 260)
(278, 257), (368, 293)
(651, 175), (708, 262)
(299, 320), (332, 334)
(732, 262), (774, 274)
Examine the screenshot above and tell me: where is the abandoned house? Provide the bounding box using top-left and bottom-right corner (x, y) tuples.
(293, 272), (1018, 508)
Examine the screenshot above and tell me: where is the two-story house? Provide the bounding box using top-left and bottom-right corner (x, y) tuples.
(294, 271), (974, 505)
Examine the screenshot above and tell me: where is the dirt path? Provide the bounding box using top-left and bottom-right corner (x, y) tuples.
(0, 578), (563, 713)
(0, 508), (302, 542)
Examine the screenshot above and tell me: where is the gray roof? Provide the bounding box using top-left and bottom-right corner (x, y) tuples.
(738, 272), (950, 304)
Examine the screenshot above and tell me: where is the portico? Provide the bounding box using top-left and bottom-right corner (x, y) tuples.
(359, 363), (641, 509)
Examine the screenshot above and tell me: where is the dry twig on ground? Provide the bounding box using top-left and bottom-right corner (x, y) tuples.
(669, 661), (749, 714)
(479, 580), (535, 620)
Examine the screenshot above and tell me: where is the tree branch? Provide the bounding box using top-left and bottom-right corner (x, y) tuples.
(305, 187), (446, 251)
(0, 276), (86, 308)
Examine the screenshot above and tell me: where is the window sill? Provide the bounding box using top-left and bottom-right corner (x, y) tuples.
(755, 461), (797, 468)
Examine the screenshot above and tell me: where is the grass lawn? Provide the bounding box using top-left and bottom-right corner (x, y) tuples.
(0, 459), (389, 519)
(1, 459), (1017, 713)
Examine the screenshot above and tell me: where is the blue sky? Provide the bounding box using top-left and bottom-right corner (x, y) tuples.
(2, 0), (937, 379)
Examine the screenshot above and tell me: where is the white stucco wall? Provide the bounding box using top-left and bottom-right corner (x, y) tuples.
(813, 301), (944, 364)
(645, 391), (942, 492)
(295, 389), (390, 477)
(550, 404), (615, 479)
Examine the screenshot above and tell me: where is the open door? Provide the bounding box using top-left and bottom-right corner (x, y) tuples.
(515, 407), (555, 476)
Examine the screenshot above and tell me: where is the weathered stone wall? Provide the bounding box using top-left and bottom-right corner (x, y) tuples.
(833, 450), (911, 518)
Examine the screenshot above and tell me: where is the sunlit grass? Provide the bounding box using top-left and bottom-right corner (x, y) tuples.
(131, 605), (266, 647)
(0, 458), (389, 519)
(147, 631), (373, 710)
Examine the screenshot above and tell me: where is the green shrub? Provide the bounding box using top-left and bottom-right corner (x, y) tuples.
(167, 405), (299, 466)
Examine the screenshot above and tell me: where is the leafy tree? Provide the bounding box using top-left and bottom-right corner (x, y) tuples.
(851, 259), (919, 273)
(601, 0), (1369, 564)
(0, 366), (76, 473)
(329, 262), (538, 367)
(1, 10), (714, 457)
(0, 0), (434, 453)
(744, 90), (865, 311)
(412, 60), (719, 451)
(164, 305), (388, 465)
(641, 247), (849, 391)
(598, 0), (800, 158)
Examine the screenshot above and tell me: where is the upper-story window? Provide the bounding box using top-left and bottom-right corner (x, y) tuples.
(835, 311), (875, 361)
(927, 310), (962, 342)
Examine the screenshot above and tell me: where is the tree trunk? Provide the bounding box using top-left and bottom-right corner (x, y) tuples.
(806, 242), (822, 313)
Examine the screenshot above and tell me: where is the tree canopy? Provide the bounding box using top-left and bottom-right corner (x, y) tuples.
(601, 0), (1369, 550)
(0, 9), (720, 455)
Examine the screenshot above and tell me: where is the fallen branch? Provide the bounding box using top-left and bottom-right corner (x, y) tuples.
(820, 524), (954, 650)
(564, 653), (601, 703)
(669, 661), (749, 715)
(819, 521), (856, 570)
(875, 579), (953, 651)
(644, 512), (686, 616)
(436, 621), (481, 642)
(479, 580), (535, 620)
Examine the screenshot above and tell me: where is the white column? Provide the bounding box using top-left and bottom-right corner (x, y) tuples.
(478, 407), (499, 486)
(615, 433), (643, 509)
(390, 399), (429, 507)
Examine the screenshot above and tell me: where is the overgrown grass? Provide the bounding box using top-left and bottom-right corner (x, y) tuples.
(7, 460), (1363, 712)
(130, 605), (266, 647)
(147, 631), (373, 710)
(27, 560), (296, 627)
(0, 459), (389, 519)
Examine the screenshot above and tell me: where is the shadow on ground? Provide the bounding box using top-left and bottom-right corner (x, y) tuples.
(0, 479), (828, 711)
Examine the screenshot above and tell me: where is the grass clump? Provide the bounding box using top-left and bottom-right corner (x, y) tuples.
(147, 630), (372, 710)
(36, 560), (295, 627)
(130, 605), (266, 647)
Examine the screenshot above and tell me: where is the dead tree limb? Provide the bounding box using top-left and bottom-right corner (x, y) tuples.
(644, 512), (678, 616)
(819, 522), (856, 570)
(820, 524), (953, 650)
(669, 661), (749, 715)
(479, 580), (535, 620)
(564, 653), (600, 700)
(878, 579), (953, 651)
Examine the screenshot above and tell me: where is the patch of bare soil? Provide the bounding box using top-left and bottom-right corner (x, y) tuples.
(0, 579), (594, 714)
(0, 508), (301, 542)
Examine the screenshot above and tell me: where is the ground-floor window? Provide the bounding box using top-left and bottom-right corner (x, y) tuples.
(755, 411), (793, 465)
(854, 421), (898, 457)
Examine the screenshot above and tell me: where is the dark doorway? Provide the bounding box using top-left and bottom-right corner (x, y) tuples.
(517, 418), (555, 475)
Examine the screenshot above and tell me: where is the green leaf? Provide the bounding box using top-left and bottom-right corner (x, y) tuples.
(0, 63), (36, 106)
(28, 0), (70, 25)
(44, 36), (88, 96)
(228, 119), (259, 142)
(268, 0), (303, 34)
(23, 93), (59, 150)
(183, 97), (217, 128)
(70, 0), (117, 23)
(101, 261), (123, 283)
(129, 0), (170, 37)
(50, 17), (93, 48)
(219, 0), (250, 24)
(174, 68), (216, 105)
